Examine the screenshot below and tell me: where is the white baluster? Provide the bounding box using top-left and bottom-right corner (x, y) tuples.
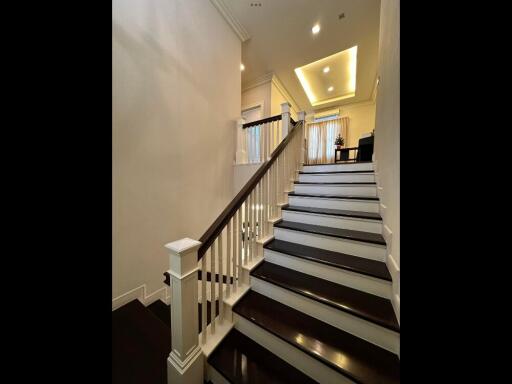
(226, 219), (231, 298)
(201, 254), (207, 344)
(217, 231), (223, 323)
(210, 239), (216, 333)
(244, 199), (248, 265)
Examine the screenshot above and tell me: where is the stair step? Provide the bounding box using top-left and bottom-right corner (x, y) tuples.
(274, 220), (386, 246)
(288, 192), (379, 201)
(251, 261), (398, 332)
(282, 205), (382, 221)
(208, 328), (318, 384)
(233, 291), (400, 384)
(295, 181), (376, 185)
(264, 239), (391, 281)
(299, 170), (374, 174)
(112, 299), (171, 384)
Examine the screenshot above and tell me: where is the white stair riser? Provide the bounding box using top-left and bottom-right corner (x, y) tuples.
(303, 163), (373, 172)
(294, 184), (377, 197)
(299, 173), (375, 183)
(274, 227), (386, 261)
(251, 276), (399, 354)
(234, 314), (354, 384)
(288, 196), (379, 213)
(282, 210), (382, 234)
(264, 249), (392, 299)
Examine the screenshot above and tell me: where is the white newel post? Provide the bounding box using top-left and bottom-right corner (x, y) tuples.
(281, 102), (291, 139)
(165, 238), (203, 384)
(236, 118), (246, 164)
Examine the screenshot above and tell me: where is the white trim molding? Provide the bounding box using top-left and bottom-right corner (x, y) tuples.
(242, 72), (300, 115)
(271, 74), (301, 113)
(209, 0), (250, 42)
(242, 72), (273, 92)
(112, 284), (170, 311)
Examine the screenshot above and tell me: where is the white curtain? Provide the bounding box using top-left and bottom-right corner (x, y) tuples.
(245, 125), (261, 163)
(306, 117), (349, 164)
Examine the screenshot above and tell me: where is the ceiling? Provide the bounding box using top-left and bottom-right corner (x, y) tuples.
(224, 0), (381, 113)
(295, 45), (358, 107)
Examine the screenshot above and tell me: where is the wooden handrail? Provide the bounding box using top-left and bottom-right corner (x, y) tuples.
(242, 114), (282, 129)
(198, 119), (303, 259)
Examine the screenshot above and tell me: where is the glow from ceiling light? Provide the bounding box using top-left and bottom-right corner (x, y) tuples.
(323, 66), (330, 73)
(348, 45), (357, 93)
(240, 63), (245, 71)
(312, 24), (320, 34)
(328, 86), (334, 92)
(294, 67), (316, 103)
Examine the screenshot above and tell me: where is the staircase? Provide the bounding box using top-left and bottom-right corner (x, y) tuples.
(207, 161), (400, 384)
(160, 109), (399, 384)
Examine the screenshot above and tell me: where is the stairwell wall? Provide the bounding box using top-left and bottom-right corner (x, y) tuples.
(112, 0), (241, 307)
(374, 0), (400, 322)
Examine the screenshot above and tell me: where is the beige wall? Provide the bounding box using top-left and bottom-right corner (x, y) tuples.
(271, 82), (298, 121)
(341, 102), (376, 148)
(374, 0), (400, 322)
(112, 0), (241, 301)
(242, 82), (271, 117)
(313, 101), (376, 149)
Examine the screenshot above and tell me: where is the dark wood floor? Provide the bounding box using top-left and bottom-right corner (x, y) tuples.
(112, 299), (171, 384)
(113, 299), (219, 384)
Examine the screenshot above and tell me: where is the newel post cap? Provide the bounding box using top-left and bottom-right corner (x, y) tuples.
(165, 238), (201, 256)
(298, 111), (306, 121)
(280, 102), (291, 114)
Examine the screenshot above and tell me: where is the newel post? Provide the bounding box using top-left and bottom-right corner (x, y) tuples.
(281, 102), (291, 138)
(235, 118), (247, 164)
(165, 238), (203, 384)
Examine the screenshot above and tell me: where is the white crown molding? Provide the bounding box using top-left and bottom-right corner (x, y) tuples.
(112, 284), (170, 311)
(242, 72), (273, 91)
(242, 72), (301, 114)
(210, 0), (250, 42)
(371, 75), (379, 103)
(271, 74), (301, 113)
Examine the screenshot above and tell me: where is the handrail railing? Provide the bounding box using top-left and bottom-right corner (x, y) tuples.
(242, 114), (282, 129)
(198, 119), (303, 259)
(163, 104), (305, 384)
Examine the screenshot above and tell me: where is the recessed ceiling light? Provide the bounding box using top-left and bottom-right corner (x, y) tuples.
(328, 86), (334, 92)
(323, 66), (330, 73)
(240, 63), (245, 71)
(312, 24), (320, 34)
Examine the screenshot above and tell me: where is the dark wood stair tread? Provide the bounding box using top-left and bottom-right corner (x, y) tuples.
(283, 205), (382, 220)
(233, 291), (400, 384)
(303, 161), (372, 166)
(112, 299), (172, 384)
(275, 220), (386, 245)
(295, 181), (376, 185)
(208, 328), (318, 384)
(288, 192), (379, 200)
(147, 299), (219, 333)
(300, 170), (374, 174)
(251, 261), (398, 331)
(264, 239), (391, 281)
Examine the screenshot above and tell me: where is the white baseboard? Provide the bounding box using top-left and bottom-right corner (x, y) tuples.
(387, 254), (400, 325)
(112, 284), (171, 311)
